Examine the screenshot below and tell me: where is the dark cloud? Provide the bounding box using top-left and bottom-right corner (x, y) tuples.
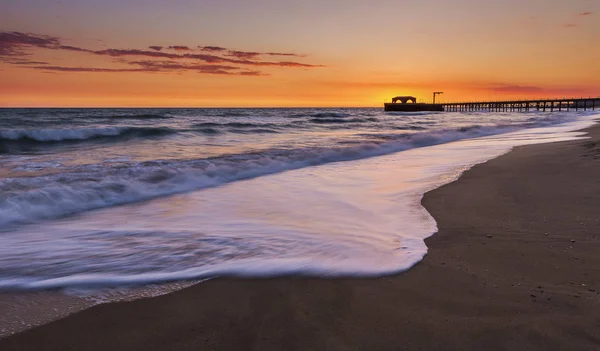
(96, 49), (324, 67)
(2, 58), (49, 65)
(1, 31), (324, 74)
(202, 46), (304, 58)
(32, 61), (266, 76)
(579, 11), (593, 16)
(168, 45), (191, 51)
(488, 84), (544, 93)
(31, 65), (153, 73)
(0, 31), (60, 48)
(237, 60), (324, 68)
(226, 50), (261, 59)
(199, 46), (227, 52)
(94, 48), (181, 59)
(266, 52), (305, 57)
(0, 31), (61, 56)
(129, 60), (266, 76)
(130, 60), (241, 74)
(57, 45), (92, 52)
(181, 53), (228, 63)
(562, 23), (578, 28)
(238, 70), (266, 76)
(0, 32), (93, 57)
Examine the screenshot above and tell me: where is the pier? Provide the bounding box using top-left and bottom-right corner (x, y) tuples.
(440, 97), (600, 112)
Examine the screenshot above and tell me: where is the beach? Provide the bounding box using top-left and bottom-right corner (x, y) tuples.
(1, 121), (598, 350)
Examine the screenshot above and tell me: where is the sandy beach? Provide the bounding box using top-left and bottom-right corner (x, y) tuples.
(2, 123), (600, 351)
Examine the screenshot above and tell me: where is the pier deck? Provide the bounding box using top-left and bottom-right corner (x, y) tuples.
(440, 97), (600, 112)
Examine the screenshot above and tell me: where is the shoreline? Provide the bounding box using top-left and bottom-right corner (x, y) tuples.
(2, 123), (600, 350)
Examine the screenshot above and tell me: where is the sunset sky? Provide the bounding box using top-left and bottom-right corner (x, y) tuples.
(1, 0), (599, 107)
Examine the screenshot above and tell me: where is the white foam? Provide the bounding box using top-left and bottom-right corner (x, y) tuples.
(0, 115), (595, 290)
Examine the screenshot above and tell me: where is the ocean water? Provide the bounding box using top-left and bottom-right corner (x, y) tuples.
(0, 108), (597, 292)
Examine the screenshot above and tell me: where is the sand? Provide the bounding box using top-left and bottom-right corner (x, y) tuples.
(2, 124), (600, 350)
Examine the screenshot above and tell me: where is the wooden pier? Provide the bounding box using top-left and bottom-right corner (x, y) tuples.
(440, 97), (600, 112)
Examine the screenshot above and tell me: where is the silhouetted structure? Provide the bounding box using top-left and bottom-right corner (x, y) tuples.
(391, 96), (417, 104)
(385, 94), (443, 112)
(440, 97), (599, 112)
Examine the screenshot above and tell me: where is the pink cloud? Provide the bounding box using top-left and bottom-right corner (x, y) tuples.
(1, 31), (324, 75)
(199, 46), (227, 52)
(226, 50), (261, 59)
(168, 45), (191, 51)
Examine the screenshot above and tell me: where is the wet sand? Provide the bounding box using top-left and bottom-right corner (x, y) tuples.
(2, 124), (600, 350)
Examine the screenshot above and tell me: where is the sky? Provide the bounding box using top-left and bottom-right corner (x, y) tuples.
(1, 0), (599, 107)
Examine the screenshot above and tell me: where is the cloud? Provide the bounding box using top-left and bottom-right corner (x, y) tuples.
(129, 60), (241, 74)
(579, 11), (593, 16)
(92, 49), (321, 67)
(1, 30), (324, 75)
(202, 46), (305, 58)
(129, 60), (268, 76)
(1, 58), (49, 65)
(94, 48), (181, 59)
(487, 84), (544, 93)
(239, 60), (324, 68)
(168, 45), (191, 51)
(31, 61), (267, 76)
(266, 52), (306, 57)
(0, 31), (61, 56)
(199, 46), (227, 52)
(31, 66), (153, 73)
(181, 53), (228, 63)
(226, 50), (261, 59)
(238, 70), (265, 76)
(57, 45), (92, 52)
(562, 23), (578, 28)
(0, 31), (60, 48)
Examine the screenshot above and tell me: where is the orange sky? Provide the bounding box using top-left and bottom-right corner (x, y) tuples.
(1, 0), (599, 107)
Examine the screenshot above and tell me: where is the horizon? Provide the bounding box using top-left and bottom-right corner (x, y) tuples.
(2, 0), (599, 107)
(1, 95), (600, 110)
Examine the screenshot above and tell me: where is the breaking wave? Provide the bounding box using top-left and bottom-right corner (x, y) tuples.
(0, 126), (174, 144)
(308, 117), (378, 124)
(100, 114), (171, 120)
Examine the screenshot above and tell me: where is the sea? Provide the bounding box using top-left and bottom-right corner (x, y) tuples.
(0, 107), (597, 334)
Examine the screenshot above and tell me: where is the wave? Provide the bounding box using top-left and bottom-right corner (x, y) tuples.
(287, 112), (353, 119)
(196, 128), (222, 135)
(227, 128), (279, 134)
(309, 117), (377, 124)
(192, 122), (272, 128)
(216, 111), (251, 117)
(101, 114), (170, 120)
(309, 112), (351, 118)
(0, 126), (174, 145)
(191, 122), (281, 134)
(0, 121), (555, 229)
